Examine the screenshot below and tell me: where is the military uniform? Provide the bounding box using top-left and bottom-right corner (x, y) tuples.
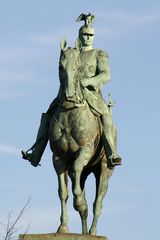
(80, 49), (110, 116)
(78, 48), (121, 166)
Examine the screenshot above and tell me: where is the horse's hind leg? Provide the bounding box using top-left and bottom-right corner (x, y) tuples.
(89, 159), (112, 235)
(53, 155), (69, 233)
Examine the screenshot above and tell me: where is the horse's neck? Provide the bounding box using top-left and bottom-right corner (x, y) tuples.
(60, 73), (84, 104)
(74, 77), (84, 103)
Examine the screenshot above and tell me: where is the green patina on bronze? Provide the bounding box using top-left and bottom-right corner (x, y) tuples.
(21, 13), (121, 236)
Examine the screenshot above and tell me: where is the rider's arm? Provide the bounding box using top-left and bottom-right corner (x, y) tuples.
(81, 50), (110, 89)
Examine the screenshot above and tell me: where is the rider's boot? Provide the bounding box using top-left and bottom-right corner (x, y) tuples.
(101, 116), (122, 167)
(21, 113), (50, 167)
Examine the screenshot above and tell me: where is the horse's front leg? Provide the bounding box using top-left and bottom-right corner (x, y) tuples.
(72, 148), (92, 234)
(73, 148), (91, 196)
(53, 155), (69, 233)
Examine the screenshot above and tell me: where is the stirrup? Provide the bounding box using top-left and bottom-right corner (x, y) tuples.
(21, 150), (41, 167)
(21, 150), (32, 161)
(109, 153), (122, 166)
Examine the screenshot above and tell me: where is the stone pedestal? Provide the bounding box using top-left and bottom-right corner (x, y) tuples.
(19, 233), (108, 240)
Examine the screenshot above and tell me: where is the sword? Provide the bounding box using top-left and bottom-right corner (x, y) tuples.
(107, 93), (115, 116)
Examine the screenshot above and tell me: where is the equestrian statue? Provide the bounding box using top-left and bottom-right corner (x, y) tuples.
(21, 13), (122, 236)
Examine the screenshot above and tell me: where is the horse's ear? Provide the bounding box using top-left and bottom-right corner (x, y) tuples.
(75, 38), (81, 52)
(60, 37), (67, 51)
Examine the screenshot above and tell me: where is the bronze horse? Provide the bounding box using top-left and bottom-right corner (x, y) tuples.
(49, 39), (114, 235)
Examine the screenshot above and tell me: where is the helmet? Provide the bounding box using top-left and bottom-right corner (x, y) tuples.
(79, 25), (95, 36)
(76, 13), (95, 37)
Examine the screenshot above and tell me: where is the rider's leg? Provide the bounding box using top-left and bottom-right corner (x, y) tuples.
(101, 107), (122, 166)
(21, 98), (58, 166)
(21, 113), (50, 167)
(46, 97), (58, 115)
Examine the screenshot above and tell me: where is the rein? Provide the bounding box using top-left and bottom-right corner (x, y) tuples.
(60, 98), (86, 110)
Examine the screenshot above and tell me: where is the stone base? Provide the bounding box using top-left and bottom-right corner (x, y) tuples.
(19, 233), (108, 240)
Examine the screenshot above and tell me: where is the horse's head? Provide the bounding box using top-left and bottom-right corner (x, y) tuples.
(59, 39), (83, 102)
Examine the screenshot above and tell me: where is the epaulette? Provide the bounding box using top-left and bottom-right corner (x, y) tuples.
(98, 50), (108, 58)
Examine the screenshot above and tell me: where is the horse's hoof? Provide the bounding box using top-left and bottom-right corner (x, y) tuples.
(89, 228), (97, 236)
(57, 224), (69, 233)
(82, 229), (88, 234)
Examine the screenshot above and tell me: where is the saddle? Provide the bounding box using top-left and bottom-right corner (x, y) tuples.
(82, 87), (104, 117)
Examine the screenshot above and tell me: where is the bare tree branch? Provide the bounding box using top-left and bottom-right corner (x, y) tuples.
(19, 221), (31, 240)
(1, 198), (31, 240)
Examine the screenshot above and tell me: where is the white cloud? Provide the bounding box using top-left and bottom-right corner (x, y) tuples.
(0, 143), (20, 156)
(0, 71), (46, 101)
(0, 46), (36, 63)
(0, 89), (30, 102)
(0, 40), (55, 67)
(97, 10), (160, 24)
(96, 10), (160, 37)
(25, 26), (77, 47)
(26, 33), (58, 46)
(0, 71), (34, 83)
(130, 14), (160, 23)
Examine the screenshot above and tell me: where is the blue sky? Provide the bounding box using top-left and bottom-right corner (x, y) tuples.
(0, 1), (160, 239)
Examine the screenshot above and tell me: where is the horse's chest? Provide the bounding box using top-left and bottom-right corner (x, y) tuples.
(51, 116), (79, 154)
(50, 107), (98, 156)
